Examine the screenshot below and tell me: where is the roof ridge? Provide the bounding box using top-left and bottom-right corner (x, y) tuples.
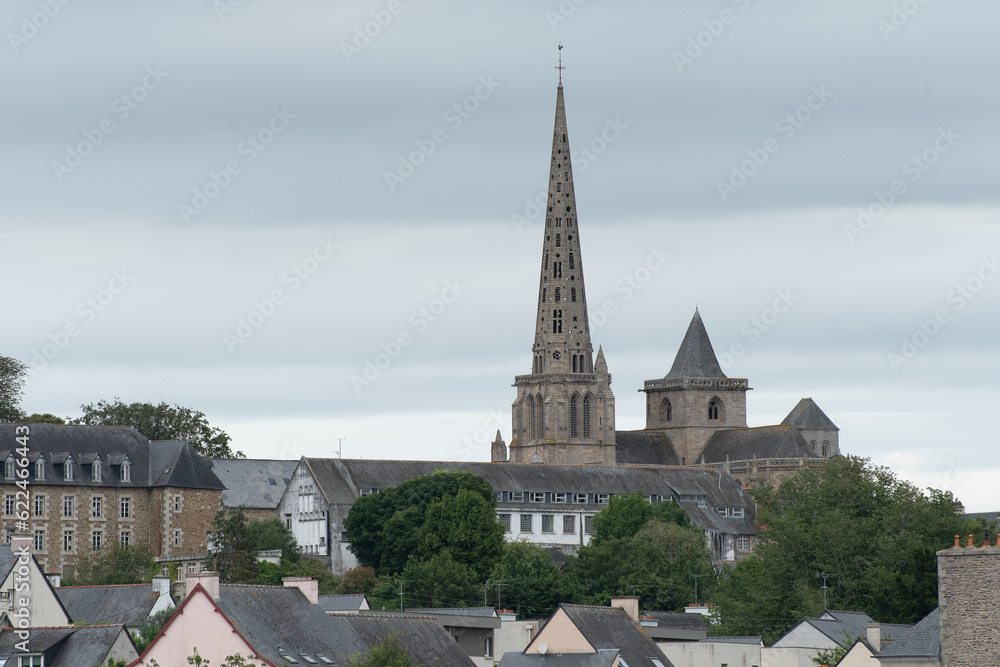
(59, 583), (151, 589)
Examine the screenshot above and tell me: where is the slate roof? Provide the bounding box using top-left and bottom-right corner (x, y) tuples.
(409, 607), (498, 618)
(0, 424), (223, 490)
(499, 649), (620, 667)
(0, 545), (18, 582)
(557, 605), (675, 667)
(208, 583), (475, 666)
(877, 608), (940, 659)
(664, 310), (726, 379)
(781, 398), (839, 431)
(703, 636), (763, 645)
(57, 583), (161, 627)
(640, 611), (707, 631)
(614, 431), (680, 466)
(699, 425), (815, 464)
(0, 625), (134, 667)
(211, 458), (297, 509)
(318, 593), (368, 612)
(303, 458), (751, 515)
(786, 611), (912, 649)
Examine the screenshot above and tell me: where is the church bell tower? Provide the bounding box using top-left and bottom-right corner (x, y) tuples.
(506, 50), (616, 465)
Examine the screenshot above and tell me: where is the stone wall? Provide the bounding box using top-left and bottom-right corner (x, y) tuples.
(153, 487), (223, 558)
(937, 539), (1000, 666)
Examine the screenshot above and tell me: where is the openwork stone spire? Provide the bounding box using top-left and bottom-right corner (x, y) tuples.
(502, 67), (615, 466)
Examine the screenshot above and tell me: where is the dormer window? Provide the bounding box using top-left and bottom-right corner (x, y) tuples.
(121, 458), (131, 482)
(64, 458), (74, 481)
(92, 458), (102, 483)
(34, 457), (45, 481)
(4, 456), (13, 480)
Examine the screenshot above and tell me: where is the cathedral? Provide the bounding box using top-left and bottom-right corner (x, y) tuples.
(492, 71), (840, 485)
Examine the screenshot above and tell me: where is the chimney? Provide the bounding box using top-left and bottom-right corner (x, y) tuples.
(283, 577), (319, 605)
(867, 621), (881, 652)
(152, 574), (172, 600)
(187, 571), (220, 601)
(611, 596), (639, 622)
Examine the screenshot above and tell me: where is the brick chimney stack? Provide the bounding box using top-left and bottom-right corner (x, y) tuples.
(866, 621), (881, 652)
(610, 596), (639, 621)
(187, 571), (220, 601)
(283, 577), (319, 605)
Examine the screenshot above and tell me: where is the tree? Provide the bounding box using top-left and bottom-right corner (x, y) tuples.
(71, 398), (243, 458)
(62, 542), (156, 586)
(589, 491), (692, 545)
(340, 566), (379, 594)
(0, 355), (27, 422)
(207, 504), (256, 583)
(133, 607), (176, 653)
(490, 540), (562, 618)
(247, 517), (300, 563)
(711, 456), (979, 644)
(344, 470), (500, 577)
(21, 413), (65, 423)
(565, 518), (716, 612)
(401, 550), (480, 609)
(349, 633), (427, 667)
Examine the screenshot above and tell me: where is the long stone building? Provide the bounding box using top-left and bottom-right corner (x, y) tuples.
(278, 457), (756, 574)
(0, 423), (224, 577)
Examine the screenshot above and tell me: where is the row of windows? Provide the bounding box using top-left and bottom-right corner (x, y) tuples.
(524, 394), (594, 441)
(496, 491), (622, 505)
(4, 494), (134, 518)
(4, 455), (132, 483)
(10, 527), (132, 553)
(540, 286), (579, 304)
(498, 513), (593, 535)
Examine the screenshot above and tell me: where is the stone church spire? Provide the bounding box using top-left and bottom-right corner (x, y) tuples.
(503, 60), (616, 466)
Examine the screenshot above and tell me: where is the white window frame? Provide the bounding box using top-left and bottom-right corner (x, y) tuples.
(64, 458), (74, 481)
(92, 458), (102, 482)
(5, 457), (14, 480)
(35, 458), (45, 481)
(121, 458), (131, 482)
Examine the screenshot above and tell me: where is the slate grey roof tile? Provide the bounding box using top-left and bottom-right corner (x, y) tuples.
(57, 583), (161, 627)
(614, 431), (680, 466)
(877, 608), (939, 658)
(699, 425), (815, 464)
(664, 310), (726, 380)
(211, 458), (298, 509)
(781, 398), (839, 431)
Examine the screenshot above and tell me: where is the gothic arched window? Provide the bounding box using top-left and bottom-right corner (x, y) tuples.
(528, 396), (536, 440)
(661, 398), (672, 423)
(570, 395), (579, 438)
(555, 288), (561, 302)
(822, 440), (830, 457)
(555, 234), (561, 247)
(583, 395), (592, 439)
(708, 398), (721, 421)
(537, 396), (545, 440)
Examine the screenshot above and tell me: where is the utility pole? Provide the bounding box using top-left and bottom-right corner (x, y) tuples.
(817, 573), (841, 610)
(690, 574), (707, 606)
(395, 578), (408, 612)
(494, 579), (513, 611)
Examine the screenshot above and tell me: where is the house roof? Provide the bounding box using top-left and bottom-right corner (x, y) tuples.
(499, 649), (620, 667)
(409, 607), (498, 618)
(699, 425), (816, 464)
(639, 611), (707, 631)
(0, 545), (73, 624)
(318, 594), (368, 612)
(702, 636), (763, 645)
(57, 583), (161, 627)
(556, 605), (675, 667)
(0, 424), (223, 490)
(210, 583), (475, 666)
(785, 611), (912, 649)
(664, 310), (726, 380)
(781, 398), (839, 431)
(0, 625), (134, 667)
(210, 458), (297, 509)
(614, 431), (680, 466)
(877, 609), (940, 658)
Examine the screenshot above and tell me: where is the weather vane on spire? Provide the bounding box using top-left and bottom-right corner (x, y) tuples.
(556, 44), (565, 85)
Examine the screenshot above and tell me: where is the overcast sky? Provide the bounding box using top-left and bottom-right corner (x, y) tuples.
(2, 1), (998, 510)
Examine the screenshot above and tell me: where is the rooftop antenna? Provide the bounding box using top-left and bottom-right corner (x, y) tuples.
(556, 44), (565, 85)
(817, 572), (841, 610)
(335, 437), (346, 458)
(690, 574), (708, 606)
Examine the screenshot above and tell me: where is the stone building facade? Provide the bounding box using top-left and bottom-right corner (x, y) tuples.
(0, 423), (224, 576)
(936, 536), (1000, 666)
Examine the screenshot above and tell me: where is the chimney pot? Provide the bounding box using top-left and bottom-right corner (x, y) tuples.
(954, 535), (960, 547)
(968, 534), (974, 548)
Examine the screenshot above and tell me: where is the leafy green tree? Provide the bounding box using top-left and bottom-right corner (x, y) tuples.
(71, 398), (243, 458)
(133, 607), (176, 653)
(490, 540), (562, 618)
(208, 504), (256, 583)
(344, 470), (499, 577)
(247, 517), (300, 563)
(566, 518), (715, 611)
(712, 456), (978, 644)
(590, 491), (692, 545)
(62, 542), (156, 586)
(340, 566), (379, 594)
(415, 487), (504, 581)
(21, 412), (65, 423)
(401, 549), (480, 608)
(0, 355), (28, 422)
(349, 632), (427, 667)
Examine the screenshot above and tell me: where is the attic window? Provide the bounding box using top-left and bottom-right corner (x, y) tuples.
(92, 458), (102, 483)
(121, 458), (131, 482)
(268, 477), (277, 486)
(64, 459), (74, 481)
(4, 457), (13, 480)
(35, 458), (45, 481)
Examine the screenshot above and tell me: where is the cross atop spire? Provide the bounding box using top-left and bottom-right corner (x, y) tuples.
(555, 44), (565, 86)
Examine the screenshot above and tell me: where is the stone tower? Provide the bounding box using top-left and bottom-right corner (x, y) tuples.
(506, 79), (615, 465)
(641, 309), (748, 465)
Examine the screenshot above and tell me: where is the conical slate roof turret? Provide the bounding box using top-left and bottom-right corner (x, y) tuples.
(665, 309), (726, 379)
